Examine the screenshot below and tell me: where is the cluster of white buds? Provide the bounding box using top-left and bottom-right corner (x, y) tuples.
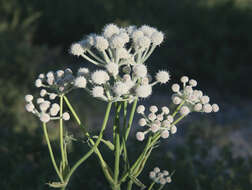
(171, 76), (219, 115)
(149, 167), (172, 185)
(135, 105), (177, 141)
(24, 95), (70, 123)
(70, 23), (169, 102)
(35, 68), (75, 95)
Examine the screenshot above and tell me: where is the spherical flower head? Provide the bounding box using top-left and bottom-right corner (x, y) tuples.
(110, 35), (125, 49)
(161, 130), (169, 139)
(203, 103), (212, 113)
(160, 178), (167, 185)
(162, 106), (169, 114)
(155, 71), (170, 84)
(166, 177), (172, 183)
(171, 83), (180, 92)
(172, 96), (182, 105)
(157, 114), (163, 121)
(91, 70), (110, 85)
(151, 123), (159, 133)
(49, 93), (57, 100)
(39, 73), (45, 79)
(137, 36), (151, 49)
(106, 62), (119, 76)
(40, 89), (47, 97)
(113, 82), (129, 96)
(86, 34), (96, 46)
(40, 101), (50, 112)
(180, 106), (190, 115)
(63, 112), (70, 120)
(137, 105), (145, 114)
(136, 132), (145, 141)
(95, 36), (109, 51)
(117, 48), (130, 59)
(201, 96), (210, 104)
(118, 32), (129, 43)
(138, 118), (147, 126)
(162, 120), (171, 127)
(25, 94), (33, 102)
(139, 25), (157, 37)
(78, 67), (89, 76)
(135, 85), (152, 98)
(153, 167), (160, 173)
(167, 115), (174, 123)
(212, 104), (219, 112)
(35, 79), (42, 87)
(75, 76), (87, 88)
(148, 113), (156, 121)
(194, 103), (203, 112)
(149, 171), (156, 179)
(40, 113), (50, 123)
(56, 70), (64, 78)
(133, 64), (147, 78)
(151, 31), (164, 45)
(171, 125), (177, 134)
(25, 103), (34, 112)
(37, 98), (44, 104)
(149, 105), (158, 113)
(132, 30), (144, 42)
(189, 79), (197, 87)
(50, 106), (59, 116)
(181, 76), (189, 83)
(103, 24), (120, 39)
(70, 42), (84, 56)
(92, 86), (104, 98)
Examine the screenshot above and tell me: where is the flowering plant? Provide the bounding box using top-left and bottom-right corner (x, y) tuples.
(25, 24), (219, 190)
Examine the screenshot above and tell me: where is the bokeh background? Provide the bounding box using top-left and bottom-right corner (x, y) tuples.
(1, 0), (252, 189)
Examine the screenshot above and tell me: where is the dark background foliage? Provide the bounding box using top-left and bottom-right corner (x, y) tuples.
(0, 0), (251, 189)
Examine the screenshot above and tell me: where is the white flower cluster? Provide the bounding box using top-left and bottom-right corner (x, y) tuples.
(74, 66), (170, 102)
(149, 167), (172, 185)
(70, 23), (169, 102)
(35, 68), (75, 94)
(25, 95), (70, 123)
(70, 24), (164, 66)
(135, 105), (177, 141)
(171, 76), (220, 115)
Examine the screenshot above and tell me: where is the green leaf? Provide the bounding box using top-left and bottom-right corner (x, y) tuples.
(93, 136), (114, 151)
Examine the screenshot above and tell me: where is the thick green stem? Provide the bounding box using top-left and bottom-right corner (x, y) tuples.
(113, 103), (122, 189)
(63, 96), (114, 185)
(42, 123), (64, 183)
(64, 102), (112, 185)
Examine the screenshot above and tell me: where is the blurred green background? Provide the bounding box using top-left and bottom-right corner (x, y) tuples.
(1, 0), (252, 189)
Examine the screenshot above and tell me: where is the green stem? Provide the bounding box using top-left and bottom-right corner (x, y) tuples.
(59, 95), (66, 171)
(157, 184), (165, 190)
(120, 98), (138, 153)
(113, 103), (122, 188)
(63, 96), (114, 185)
(127, 180), (133, 190)
(65, 102), (113, 184)
(172, 100), (185, 118)
(148, 181), (155, 190)
(42, 123), (64, 183)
